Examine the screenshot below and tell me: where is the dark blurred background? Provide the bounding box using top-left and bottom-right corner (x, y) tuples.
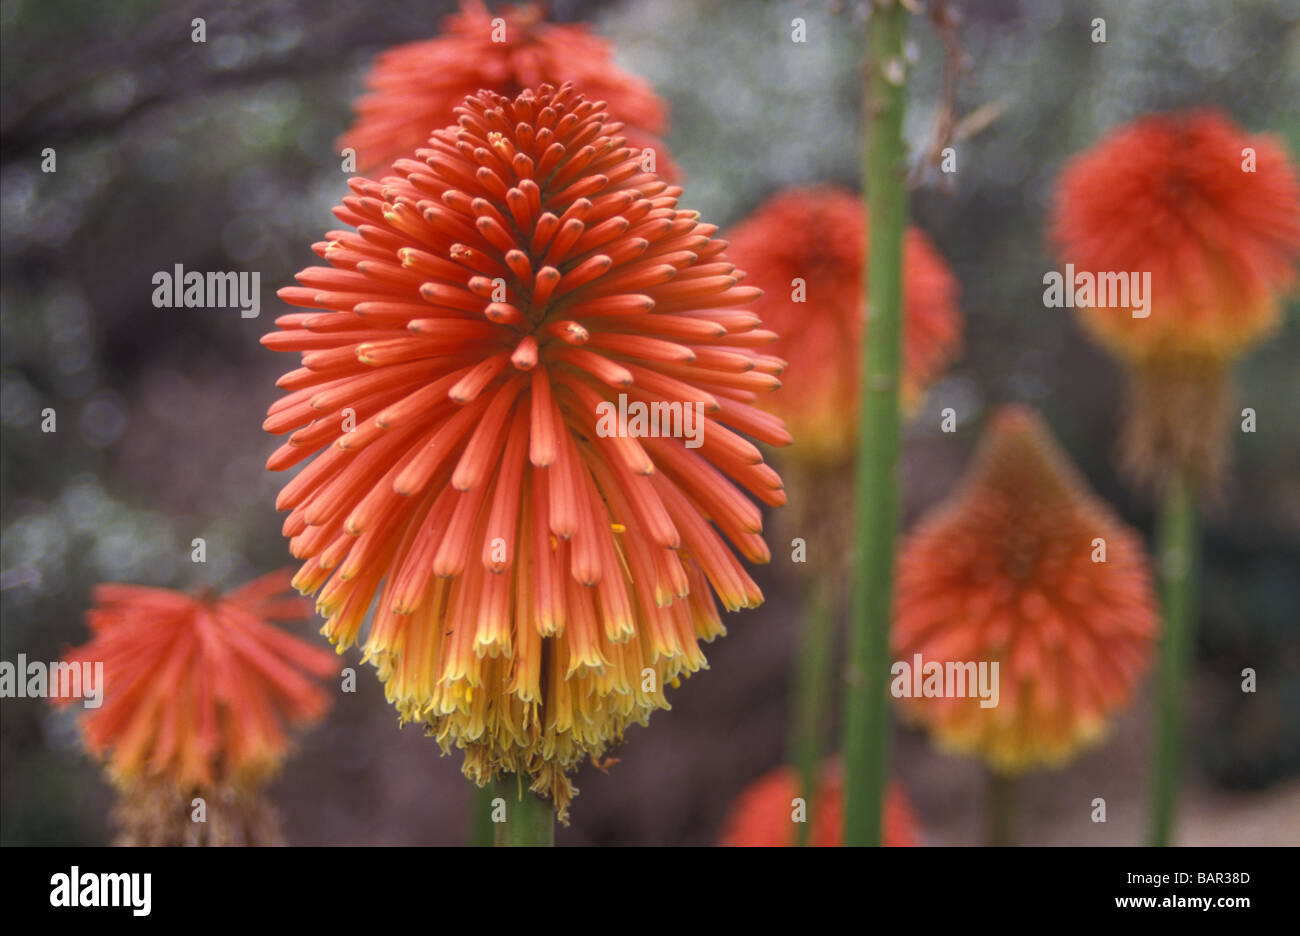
(2, 0), (1298, 845)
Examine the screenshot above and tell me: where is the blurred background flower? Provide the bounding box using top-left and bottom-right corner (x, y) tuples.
(1051, 109), (1300, 494)
(340, 1), (678, 179)
(53, 570), (336, 844)
(725, 184), (961, 605)
(3, 0), (1298, 844)
(718, 759), (917, 847)
(726, 185), (962, 465)
(893, 406), (1158, 772)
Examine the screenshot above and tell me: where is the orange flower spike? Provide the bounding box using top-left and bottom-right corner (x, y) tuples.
(55, 571), (336, 791)
(341, 1), (678, 180)
(1053, 110), (1300, 362)
(265, 83), (787, 819)
(719, 760), (918, 847)
(724, 185), (962, 465)
(892, 407), (1159, 772)
(1051, 110), (1300, 491)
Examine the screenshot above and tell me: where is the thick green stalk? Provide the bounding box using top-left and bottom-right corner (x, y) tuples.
(493, 780), (555, 847)
(987, 771), (1017, 846)
(843, 0), (909, 847)
(1148, 474), (1198, 846)
(790, 578), (835, 846)
(468, 782), (497, 846)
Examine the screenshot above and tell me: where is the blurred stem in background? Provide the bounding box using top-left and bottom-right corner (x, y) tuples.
(469, 782), (496, 846)
(493, 780), (554, 847)
(1149, 474), (1199, 846)
(790, 577), (836, 846)
(844, 0), (909, 847)
(987, 771), (1017, 846)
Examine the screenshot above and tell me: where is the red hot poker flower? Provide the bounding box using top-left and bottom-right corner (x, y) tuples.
(265, 82), (787, 818)
(719, 760), (918, 847)
(892, 407), (1159, 772)
(1053, 109), (1300, 363)
(725, 185), (962, 465)
(55, 571), (334, 844)
(56, 570), (336, 791)
(1051, 110), (1300, 492)
(341, 1), (678, 180)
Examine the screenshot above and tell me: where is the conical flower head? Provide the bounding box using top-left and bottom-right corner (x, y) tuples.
(719, 760), (917, 847)
(892, 407), (1158, 772)
(1052, 109), (1300, 363)
(1051, 110), (1300, 492)
(55, 571), (336, 791)
(725, 186), (962, 465)
(341, 1), (677, 180)
(265, 82), (787, 817)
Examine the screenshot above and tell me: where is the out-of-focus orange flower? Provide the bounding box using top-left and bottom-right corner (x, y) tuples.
(265, 83), (786, 818)
(1051, 110), (1300, 491)
(725, 185), (962, 465)
(719, 760), (918, 847)
(56, 570), (336, 791)
(340, 1), (677, 180)
(892, 406), (1159, 772)
(1053, 109), (1300, 362)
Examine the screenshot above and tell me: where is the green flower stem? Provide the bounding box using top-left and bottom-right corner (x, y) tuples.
(987, 770), (1018, 846)
(843, 0), (910, 848)
(1148, 473), (1199, 846)
(469, 782), (497, 846)
(494, 780), (555, 847)
(791, 577), (836, 846)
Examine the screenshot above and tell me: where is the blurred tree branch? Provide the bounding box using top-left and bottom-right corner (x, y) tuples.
(0, 0), (632, 163)
(908, 0), (1006, 191)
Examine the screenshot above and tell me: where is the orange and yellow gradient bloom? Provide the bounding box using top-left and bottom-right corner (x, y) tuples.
(265, 83), (787, 817)
(719, 760), (917, 847)
(1051, 110), (1300, 491)
(725, 185), (961, 465)
(55, 571), (336, 844)
(892, 407), (1159, 772)
(340, 1), (677, 180)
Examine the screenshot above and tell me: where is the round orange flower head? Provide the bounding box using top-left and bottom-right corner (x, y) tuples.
(1051, 109), (1300, 493)
(264, 82), (787, 819)
(54, 570), (336, 845)
(892, 406), (1159, 773)
(719, 760), (917, 847)
(341, 1), (677, 180)
(725, 185), (962, 466)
